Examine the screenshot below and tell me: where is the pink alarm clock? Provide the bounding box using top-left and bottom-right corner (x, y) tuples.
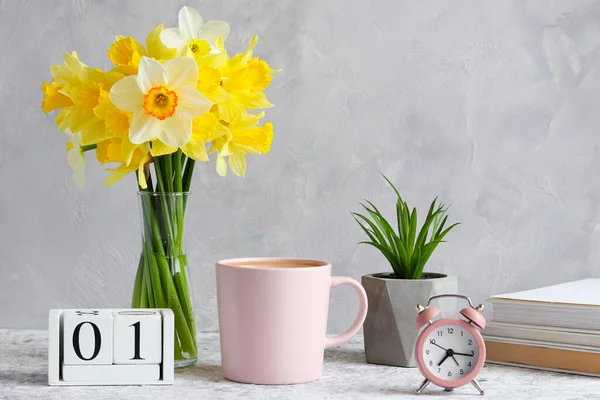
(414, 294), (486, 396)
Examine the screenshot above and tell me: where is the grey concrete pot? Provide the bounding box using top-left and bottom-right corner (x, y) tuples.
(361, 272), (458, 367)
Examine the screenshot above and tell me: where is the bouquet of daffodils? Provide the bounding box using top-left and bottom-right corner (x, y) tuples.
(41, 6), (276, 364)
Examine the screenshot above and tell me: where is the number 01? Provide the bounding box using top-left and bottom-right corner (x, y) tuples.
(71, 320), (145, 361)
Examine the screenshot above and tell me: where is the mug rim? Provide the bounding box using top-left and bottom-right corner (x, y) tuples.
(216, 257), (330, 271)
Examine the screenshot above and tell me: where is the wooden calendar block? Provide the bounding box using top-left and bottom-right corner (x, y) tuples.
(113, 310), (162, 364)
(48, 308), (174, 386)
(62, 364), (160, 383)
(62, 309), (113, 365)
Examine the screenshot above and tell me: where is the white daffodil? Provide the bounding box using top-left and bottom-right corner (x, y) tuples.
(160, 6), (230, 57)
(109, 56), (211, 148)
(66, 131), (86, 189)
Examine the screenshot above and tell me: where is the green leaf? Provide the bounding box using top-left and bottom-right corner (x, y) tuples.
(381, 173), (402, 200)
(353, 212), (387, 245)
(432, 205), (447, 235)
(401, 201), (410, 246)
(359, 204), (397, 251)
(362, 200), (400, 252)
(435, 223), (460, 243)
(414, 240), (442, 278)
(433, 214), (448, 240)
(360, 241), (403, 277)
(406, 207), (417, 254)
(395, 239), (410, 277)
(380, 174), (409, 245)
(352, 214), (378, 244)
(396, 200), (406, 243)
(414, 200), (443, 250)
(410, 247), (422, 279)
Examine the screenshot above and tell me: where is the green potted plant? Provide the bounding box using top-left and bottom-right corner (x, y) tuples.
(353, 175), (459, 367)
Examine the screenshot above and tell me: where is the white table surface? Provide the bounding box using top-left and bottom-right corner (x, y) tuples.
(1, 330), (599, 399)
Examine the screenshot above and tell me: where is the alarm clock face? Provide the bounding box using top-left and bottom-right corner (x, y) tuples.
(416, 318), (485, 387)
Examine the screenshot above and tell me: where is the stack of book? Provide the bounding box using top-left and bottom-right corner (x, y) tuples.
(483, 279), (600, 376)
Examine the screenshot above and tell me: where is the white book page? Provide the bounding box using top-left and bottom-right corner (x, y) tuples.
(489, 279), (600, 306)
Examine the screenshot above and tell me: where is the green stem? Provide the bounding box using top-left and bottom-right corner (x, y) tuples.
(139, 265), (149, 308)
(174, 151), (184, 252)
(153, 158), (175, 253)
(164, 154), (174, 193)
(174, 151), (183, 192)
(143, 248), (156, 308)
(174, 337), (184, 360)
(174, 255), (195, 339)
(131, 255), (143, 308)
(155, 252), (196, 356)
(145, 243), (167, 308)
(182, 158), (195, 210)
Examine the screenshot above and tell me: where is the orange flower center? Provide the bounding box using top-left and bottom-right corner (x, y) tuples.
(143, 86), (178, 120)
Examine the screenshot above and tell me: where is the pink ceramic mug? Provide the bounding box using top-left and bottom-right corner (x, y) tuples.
(216, 257), (368, 385)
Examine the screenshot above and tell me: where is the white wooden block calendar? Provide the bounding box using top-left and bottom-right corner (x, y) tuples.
(48, 309), (174, 386)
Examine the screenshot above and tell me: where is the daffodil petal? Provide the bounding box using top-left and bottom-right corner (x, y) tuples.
(67, 148), (80, 169)
(130, 111), (159, 144)
(164, 57), (198, 89)
(182, 140), (209, 162)
(218, 100), (244, 122)
(109, 76), (143, 112)
(72, 159), (86, 189)
(229, 153), (247, 177)
(235, 90), (274, 109)
(159, 27), (186, 52)
(121, 135), (138, 166)
(137, 158), (148, 189)
(159, 117), (192, 148)
(105, 168), (130, 187)
(137, 56), (167, 93)
(179, 6), (203, 40)
(175, 87), (211, 118)
(206, 85), (233, 104)
(199, 21), (231, 44)
(216, 154), (228, 176)
(150, 140), (177, 157)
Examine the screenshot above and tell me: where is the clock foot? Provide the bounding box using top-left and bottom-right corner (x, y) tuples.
(444, 388), (454, 392)
(416, 379), (430, 394)
(472, 379), (485, 395)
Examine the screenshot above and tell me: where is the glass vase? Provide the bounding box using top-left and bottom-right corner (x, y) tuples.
(132, 191), (197, 367)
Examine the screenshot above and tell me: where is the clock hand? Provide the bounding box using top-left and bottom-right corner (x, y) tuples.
(437, 354), (449, 366)
(453, 352), (474, 357)
(430, 342), (447, 351)
(451, 355), (459, 366)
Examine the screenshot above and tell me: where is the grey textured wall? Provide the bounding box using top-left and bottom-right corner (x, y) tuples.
(2, 0), (600, 330)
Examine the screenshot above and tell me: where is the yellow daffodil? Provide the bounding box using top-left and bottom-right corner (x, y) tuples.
(93, 91), (143, 166)
(218, 36), (277, 122)
(107, 25), (177, 76)
(211, 111), (273, 177)
(96, 138), (152, 189)
(41, 80), (73, 113)
(45, 51), (124, 145)
(109, 56), (212, 148)
(107, 36), (145, 75)
(151, 110), (229, 161)
(146, 24), (178, 61)
(160, 6), (229, 58)
(196, 57), (232, 105)
(66, 131), (86, 189)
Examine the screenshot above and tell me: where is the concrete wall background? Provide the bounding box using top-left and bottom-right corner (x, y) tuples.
(2, 0), (600, 330)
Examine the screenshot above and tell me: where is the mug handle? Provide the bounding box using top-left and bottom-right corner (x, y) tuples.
(325, 276), (369, 348)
